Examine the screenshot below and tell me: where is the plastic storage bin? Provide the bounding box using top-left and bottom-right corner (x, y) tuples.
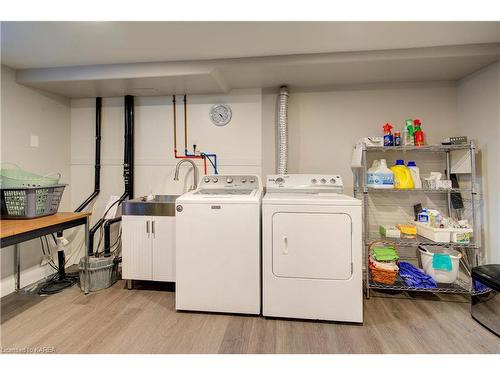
(79, 257), (118, 292)
(1, 185), (66, 219)
(414, 221), (451, 242)
(419, 246), (462, 283)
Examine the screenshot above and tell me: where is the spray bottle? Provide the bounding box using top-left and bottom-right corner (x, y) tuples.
(383, 123), (393, 146)
(413, 119), (425, 146)
(404, 118), (414, 146)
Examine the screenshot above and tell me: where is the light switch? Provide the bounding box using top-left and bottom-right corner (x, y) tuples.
(30, 135), (39, 148)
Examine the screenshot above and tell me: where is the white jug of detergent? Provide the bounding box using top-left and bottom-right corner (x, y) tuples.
(367, 159), (394, 188)
(407, 161), (422, 189)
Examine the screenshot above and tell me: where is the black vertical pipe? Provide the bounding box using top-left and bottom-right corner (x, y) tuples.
(94, 97), (102, 193)
(75, 97), (102, 212)
(89, 96), (134, 256)
(124, 95), (134, 199)
(104, 217), (122, 257)
(130, 96), (134, 199)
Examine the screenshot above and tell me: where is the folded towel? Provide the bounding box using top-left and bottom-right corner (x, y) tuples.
(432, 253), (452, 271)
(399, 261), (437, 288)
(372, 246), (399, 262)
(369, 255), (399, 272)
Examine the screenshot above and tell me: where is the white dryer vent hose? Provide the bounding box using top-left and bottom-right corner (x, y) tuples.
(277, 86), (289, 174)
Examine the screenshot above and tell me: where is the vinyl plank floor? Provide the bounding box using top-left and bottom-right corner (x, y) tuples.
(1, 280), (499, 354)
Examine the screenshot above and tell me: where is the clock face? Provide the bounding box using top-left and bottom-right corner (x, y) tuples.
(210, 104), (232, 126)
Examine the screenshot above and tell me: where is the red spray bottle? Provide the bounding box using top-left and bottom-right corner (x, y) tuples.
(413, 119), (425, 146)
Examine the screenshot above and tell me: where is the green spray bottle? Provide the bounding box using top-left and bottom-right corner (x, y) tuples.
(404, 118), (414, 146)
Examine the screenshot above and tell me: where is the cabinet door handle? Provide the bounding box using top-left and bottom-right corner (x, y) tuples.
(152, 220), (155, 238)
(146, 220), (150, 237)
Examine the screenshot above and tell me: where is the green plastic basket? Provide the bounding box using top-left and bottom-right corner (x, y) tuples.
(0, 163), (60, 188)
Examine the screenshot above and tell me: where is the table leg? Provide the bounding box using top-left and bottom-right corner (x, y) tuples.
(14, 244), (20, 292)
(84, 217), (90, 294)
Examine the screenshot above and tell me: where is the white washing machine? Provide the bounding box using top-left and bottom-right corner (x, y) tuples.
(262, 174), (363, 323)
(175, 175), (262, 314)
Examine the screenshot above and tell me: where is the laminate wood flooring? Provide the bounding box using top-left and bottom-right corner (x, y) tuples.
(1, 280), (498, 354)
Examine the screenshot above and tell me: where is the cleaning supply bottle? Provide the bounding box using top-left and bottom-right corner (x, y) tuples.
(383, 123), (393, 146)
(394, 130), (401, 146)
(417, 209), (430, 224)
(407, 161), (422, 189)
(390, 159), (414, 189)
(367, 159), (394, 189)
(413, 119), (425, 146)
(404, 118), (414, 146)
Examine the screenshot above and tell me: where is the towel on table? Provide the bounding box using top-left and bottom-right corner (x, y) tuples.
(372, 246), (399, 262)
(432, 253), (452, 271)
(399, 261), (437, 288)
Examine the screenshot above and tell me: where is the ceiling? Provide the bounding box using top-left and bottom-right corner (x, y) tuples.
(3, 21), (500, 98)
(2, 21), (500, 69)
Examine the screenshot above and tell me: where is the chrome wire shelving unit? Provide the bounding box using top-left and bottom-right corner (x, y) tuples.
(353, 142), (481, 298)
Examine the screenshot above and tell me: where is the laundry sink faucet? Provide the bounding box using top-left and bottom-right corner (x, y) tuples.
(174, 159), (199, 191)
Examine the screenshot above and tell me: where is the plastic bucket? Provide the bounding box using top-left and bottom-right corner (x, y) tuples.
(419, 247), (462, 283)
(0, 163), (61, 188)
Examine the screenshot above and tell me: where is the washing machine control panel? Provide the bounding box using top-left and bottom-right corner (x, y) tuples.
(199, 175), (260, 189)
(266, 174), (343, 192)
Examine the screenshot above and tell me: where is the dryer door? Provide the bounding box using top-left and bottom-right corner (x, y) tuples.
(272, 212), (352, 280)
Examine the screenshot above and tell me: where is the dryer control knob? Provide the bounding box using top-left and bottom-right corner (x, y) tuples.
(275, 177), (284, 184)
(249, 178), (255, 183)
(330, 178), (336, 184)
(320, 178), (327, 184)
(311, 178), (317, 184)
(226, 177), (233, 183)
(203, 177), (210, 183)
(241, 179), (247, 183)
(212, 177), (218, 183)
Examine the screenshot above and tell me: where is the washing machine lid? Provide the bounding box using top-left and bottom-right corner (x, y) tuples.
(263, 192), (361, 206)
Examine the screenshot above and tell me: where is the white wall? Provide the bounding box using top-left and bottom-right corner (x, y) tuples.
(70, 89), (262, 250)
(1, 65), (71, 297)
(458, 62), (500, 263)
(262, 83), (459, 190)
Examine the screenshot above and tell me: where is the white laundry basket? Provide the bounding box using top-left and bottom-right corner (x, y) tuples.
(419, 246), (462, 283)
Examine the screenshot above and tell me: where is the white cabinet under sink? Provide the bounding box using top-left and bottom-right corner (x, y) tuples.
(122, 215), (175, 282)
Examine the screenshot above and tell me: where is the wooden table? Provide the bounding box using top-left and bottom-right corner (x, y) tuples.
(1, 212), (91, 293)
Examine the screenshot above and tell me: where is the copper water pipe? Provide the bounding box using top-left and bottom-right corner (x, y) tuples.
(173, 95), (177, 153)
(183, 94), (188, 152)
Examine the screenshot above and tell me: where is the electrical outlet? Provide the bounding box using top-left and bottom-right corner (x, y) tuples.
(30, 135), (39, 147)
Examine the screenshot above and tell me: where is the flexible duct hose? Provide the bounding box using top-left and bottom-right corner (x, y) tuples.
(277, 86), (289, 174)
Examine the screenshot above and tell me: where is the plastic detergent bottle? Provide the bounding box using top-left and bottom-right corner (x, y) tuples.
(390, 159), (414, 189)
(404, 119), (414, 146)
(413, 119), (425, 146)
(407, 161), (422, 189)
(367, 159), (394, 188)
(383, 123), (393, 146)
(418, 209), (430, 224)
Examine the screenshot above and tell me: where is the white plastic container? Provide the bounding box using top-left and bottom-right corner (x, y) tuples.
(419, 247), (462, 283)
(407, 161), (422, 189)
(367, 159), (394, 189)
(414, 221), (451, 242)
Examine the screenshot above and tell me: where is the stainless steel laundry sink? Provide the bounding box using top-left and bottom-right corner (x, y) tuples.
(122, 195), (180, 216)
